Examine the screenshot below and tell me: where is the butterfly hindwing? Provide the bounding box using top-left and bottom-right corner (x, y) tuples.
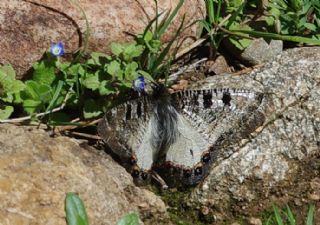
(153, 88), (264, 186)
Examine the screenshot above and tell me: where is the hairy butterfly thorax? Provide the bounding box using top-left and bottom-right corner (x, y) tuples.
(98, 77), (265, 188)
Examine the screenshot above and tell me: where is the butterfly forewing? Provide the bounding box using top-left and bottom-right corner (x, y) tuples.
(98, 96), (158, 181)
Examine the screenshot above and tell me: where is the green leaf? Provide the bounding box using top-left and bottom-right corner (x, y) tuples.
(120, 80), (133, 89)
(0, 64), (16, 79)
(306, 204), (315, 225)
(67, 64), (82, 77)
(82, 72), (100, 91)
(45, 80), (64, 113)
(303, 23), (317, 32)
(230, 29), (320, 45)
(0, 64), (25, 99)
(143, 31), (161, 53)
(157, 0), (184, 36)
(7, 80), (25, 94)
(125, 62), (138, 80)
(143, 30), (153, 42)
(23, 99), (42, 114)
(272, 204), (284, 225)
(0, 105), (14, 120)
(107, 61), (123, 79)
(146, 39), (161, 53)
(32, 61), (56, 85)
(265, 215), (273, 225)
(87, 52), (111, 66)
(98, 80), (116, 96)
(23, 81), (41, 100)
(116, 213), (139, 225)
(56, 61), (71, 73)
(264, 16), (275, 26)
(12, 91), (23, 104)
(229, 37), (252, 50)
(22, 81), (53, 104)
(37, 84), (53, 103)
(150, 15), (185, 75)
(83, 99), (103, 119)
(65, 193), (89, 225)
(0, 94), (13, 104)
(123, 43), (144, 62)
(285, 205), (296, 225)
(111, 43), (124, 56)
(137, 70), (154, 81)
(206, 0), (215, 24)
(140, 10), (164, 41)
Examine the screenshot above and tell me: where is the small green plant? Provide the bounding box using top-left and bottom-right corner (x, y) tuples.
(267, 0), (320, 38)
(199, 0), (320, 58)
(263, 204), (315, 225)
(0, 64), (25, 119)
(0, 0), (185, 125)
(135, 0), (185, 81)
(65, 193), (89, 225)
(65, 192), (139, 225)
(199, 0), (260, 55)
(116, 213), (139, 225)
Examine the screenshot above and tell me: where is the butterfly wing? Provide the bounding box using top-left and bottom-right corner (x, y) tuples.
(173, 88), (264, 144)
(98, 96), (158, 182)
(154, 88), (265, 186)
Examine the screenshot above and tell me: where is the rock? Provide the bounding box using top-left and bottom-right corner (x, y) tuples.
(205, 55), (232, 74)
(0, 0), (205, 79)
(249, 217), (262, 225)
(0, 124), (170, 225)
(188, 47), (320, 222)
(171, 79), (188, 91)
(240, 38), (283, 65)
(309, 177), (320, 201)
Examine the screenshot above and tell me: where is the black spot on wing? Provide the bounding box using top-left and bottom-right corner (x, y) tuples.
(222, 92), (232, 106)
(195, 166), (203, 175)
(201, 152), (211, 163)
(137, 101), (142, 118)
(191, 91), (199, 106)
(125, 104), (132, 120)
(203, 90), (213, 108)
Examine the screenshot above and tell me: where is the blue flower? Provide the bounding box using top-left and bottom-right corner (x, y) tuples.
(50, 42), (65, 57)
(133, 75), (145, 93)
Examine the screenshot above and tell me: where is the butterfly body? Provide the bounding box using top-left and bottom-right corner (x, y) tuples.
(98, 83), (265, 187)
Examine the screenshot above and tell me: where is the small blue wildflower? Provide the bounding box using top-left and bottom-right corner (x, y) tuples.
(133, 75), (145, 93)
(50, 42), (65, 57)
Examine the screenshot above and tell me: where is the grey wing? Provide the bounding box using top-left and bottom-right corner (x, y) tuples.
(172, 88), (265, 148)
(98, 96), (158, 181)
(155, 88), (265, 186)
(154, 112), (213, 186)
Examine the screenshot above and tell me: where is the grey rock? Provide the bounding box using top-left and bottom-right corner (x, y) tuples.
(240, 38), (283, 65)
(189, 47), (320, 221)
(0, 124), (170, 225)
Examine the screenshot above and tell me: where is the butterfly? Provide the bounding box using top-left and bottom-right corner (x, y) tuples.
(98, 78), (265, 187)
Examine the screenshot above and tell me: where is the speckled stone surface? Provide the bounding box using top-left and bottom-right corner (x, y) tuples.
(189, 47), (320, 223)
(0, 124), (170, 225)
